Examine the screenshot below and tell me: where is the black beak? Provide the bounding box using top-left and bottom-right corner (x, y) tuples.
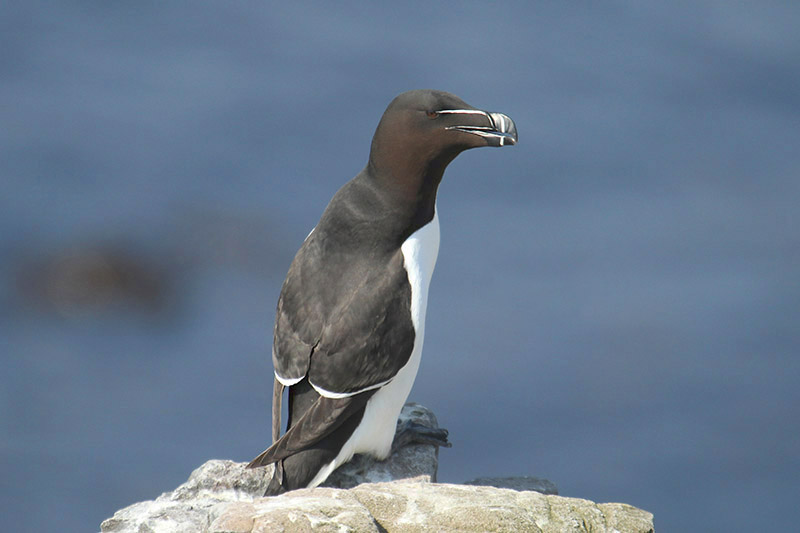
(440, 109), (518, 147)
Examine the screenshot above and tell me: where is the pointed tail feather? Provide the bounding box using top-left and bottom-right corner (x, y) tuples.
(272, 377), (284, 444)
(247, 388), (376, 469)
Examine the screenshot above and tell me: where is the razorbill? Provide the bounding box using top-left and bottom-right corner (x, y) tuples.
(247, 89), (517, 494)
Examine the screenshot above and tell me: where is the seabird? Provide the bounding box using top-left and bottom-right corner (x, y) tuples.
(247, 89), (517, 494)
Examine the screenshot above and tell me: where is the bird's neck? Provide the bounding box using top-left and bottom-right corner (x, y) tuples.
(362, 160), (445, 236)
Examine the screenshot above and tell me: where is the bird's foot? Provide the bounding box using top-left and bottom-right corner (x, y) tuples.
(391, 420), (452, 454)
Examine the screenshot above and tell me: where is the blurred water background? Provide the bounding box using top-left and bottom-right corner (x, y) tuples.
(2, 2), (799, 531)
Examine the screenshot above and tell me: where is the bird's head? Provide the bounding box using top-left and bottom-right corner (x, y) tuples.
(367, 90), (517, 190)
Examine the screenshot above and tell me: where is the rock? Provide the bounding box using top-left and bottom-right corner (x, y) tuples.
(323, 402), (442, 488)
(101, 403), (654, 533)
(101, 403), (442, 532)
(465, 476), (559, 495)
(345, 481), (653, 533)
(166, 459), (273, 502)
(211, 488), (381, 532)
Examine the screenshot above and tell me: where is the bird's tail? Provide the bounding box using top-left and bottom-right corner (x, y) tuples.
(263, 460), (287, 496)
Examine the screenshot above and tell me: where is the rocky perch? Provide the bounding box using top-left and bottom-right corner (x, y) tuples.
(101, 404), (654, 532)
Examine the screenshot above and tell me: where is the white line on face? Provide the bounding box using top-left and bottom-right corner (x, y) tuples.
(436, 109), (489, 117)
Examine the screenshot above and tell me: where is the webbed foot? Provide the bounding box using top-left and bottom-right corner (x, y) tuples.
(391, 420), (452, 454)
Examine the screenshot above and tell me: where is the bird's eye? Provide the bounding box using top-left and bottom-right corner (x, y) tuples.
(426, 110), (439, 118)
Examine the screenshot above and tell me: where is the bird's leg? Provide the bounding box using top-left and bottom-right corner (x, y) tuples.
(391, 419), (452, 454)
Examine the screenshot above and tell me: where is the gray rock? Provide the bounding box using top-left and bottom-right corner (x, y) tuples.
(99, 461), (271, 533)
(324, 402), (442, 488)
(207, 479), (654, 533)
(101, 403), (442, 533)
(101, 403), (654, 533)
(465, 475), (559, 495)
(349, 480), (652, 533)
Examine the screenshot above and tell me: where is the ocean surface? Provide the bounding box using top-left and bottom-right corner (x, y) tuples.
(2, 3), (799, 531)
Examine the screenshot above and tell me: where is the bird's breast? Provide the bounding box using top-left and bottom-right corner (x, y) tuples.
(344, 210), (441, 460)
(400, 209), (440, 332)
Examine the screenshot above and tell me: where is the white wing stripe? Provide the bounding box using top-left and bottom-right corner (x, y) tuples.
(309, 377), (393, 399)
(274, 372), (304, 386)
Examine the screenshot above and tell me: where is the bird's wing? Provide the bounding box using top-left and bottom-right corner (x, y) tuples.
(260, 218), (416, 465)
(273, 240), (416, 397)
(307, 249), (415, 395)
